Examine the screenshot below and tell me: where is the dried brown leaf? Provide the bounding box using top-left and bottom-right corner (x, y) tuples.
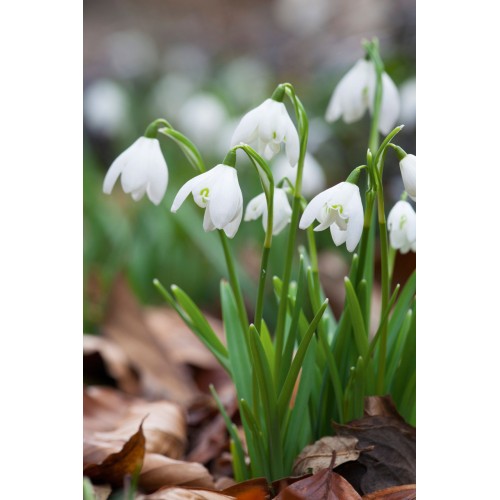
(139, 453), (215, 493)
(83, 422), (146, 487)
(333, 396), (416, 495)
(83, 334), (140, 394)
(292, 436), (360, 475)
(102, 275), (200, 405)
(84, 386), (186, 460)
(276, 467), (361, 500)
(362, 484), (416, 500)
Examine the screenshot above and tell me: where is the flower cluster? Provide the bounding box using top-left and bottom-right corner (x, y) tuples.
(102, 54), (415, 255)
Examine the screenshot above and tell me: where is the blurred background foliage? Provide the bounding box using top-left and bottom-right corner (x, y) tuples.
(84, 0), (415, 333)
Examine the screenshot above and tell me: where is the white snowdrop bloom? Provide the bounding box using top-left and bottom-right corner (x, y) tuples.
(400, 154), (416, 202)
(103, 137), (168, 205)
(299, 182), (364, 252)
(273, 152), (326, 198)
(231, 98), (300, 167)
(325, 59), (400, 135)
(84, 79), (129, 137)
(171, 164), (243, 238)
(387, 201), (416, 253)
(244, 188), (292, 235)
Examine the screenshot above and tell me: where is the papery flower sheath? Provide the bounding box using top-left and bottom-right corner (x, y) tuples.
(325, 58), (400, 135)
(399, 154), (416, 202)
(171, 164), (243, 238)
(231, 98), (300, 167)
(299, 182), (363, 252)
(244, 188), (292, 235)
(103, 137), (168, 205)
(387, 200), (416, 253)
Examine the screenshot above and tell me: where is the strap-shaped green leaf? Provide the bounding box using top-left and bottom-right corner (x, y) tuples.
(220, 281), (253, 404)
(344, 277), (369, 358)
(209, 385), (249, 481)
(277, 299), (329, 420)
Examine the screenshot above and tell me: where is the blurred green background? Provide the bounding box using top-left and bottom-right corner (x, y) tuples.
(83, 0), (415, 333)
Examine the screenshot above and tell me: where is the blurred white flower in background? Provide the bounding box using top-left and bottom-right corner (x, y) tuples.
(244, 188), (292, 235)
(399, 154), (416, 202)
(149, 73), (197, 122)
(399, 78), (416, 128)
(387, 200), (416, 253)
(273, 0), (335, 36)
(299, 182), (364, 252)
(231, 99), (299, 167)
(177, 93), (229, 152)
(325, 58), (400, 135)
(171, 164), (243, 238)
(103, 137), (168, 205)
(84, 79), (130, 138)
(307, 118), (333, 153)
(106, 31), (158, 80)
(273, 152), (326, 198)
(220, 57), (272, 109)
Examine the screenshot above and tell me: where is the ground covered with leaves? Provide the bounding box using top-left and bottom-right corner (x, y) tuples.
(83, 277), (415, 499)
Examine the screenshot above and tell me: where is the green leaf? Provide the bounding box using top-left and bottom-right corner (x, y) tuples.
(277, 299), (329, 420)
(170, 285), (229, 357)
(282, 337), (317, 470)
(260, 320), (275, 374)
(209, 385), (249, 481)
(239, 399), (270, 480)
(385, 309), (413, 389)
(344, 277), (369, 358)
(220, 281), (253, 404)
(387, 270), (416, 353)
(154, 280), (230, 371)
(248, 324), (283, 479)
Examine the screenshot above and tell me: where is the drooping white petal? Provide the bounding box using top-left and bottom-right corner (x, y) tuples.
(230, 101), (266, 146)
(325, 59), (370, 124)
(259, 100), (284, 142)
(272, 189), (292, 233)
(400, 154), (416, 201)
(284, 120), (300, 168)
(378, 72), (400, 135)
(244, 193), (266, 221)
(203, 206), (216, 232)
(145, 139), (168, 205)
(171, 176), (200, 213)
(131, 186), (147, 201)
(207, 167), (242, 228)
(387, 200), (416, 253)
(103, 154), (126, 194)
(330, 223), (348, 246)
(299, 186), (337, 229)
(119, 138), (151, 193)
(345, 209), (364, 252)
(223, 205), (243, 238)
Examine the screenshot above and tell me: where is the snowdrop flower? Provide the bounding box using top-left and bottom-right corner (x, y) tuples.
(325, 59), (400, 135)
(84, 79), (129, 138)
(273, 152), (326, 197)
(244, 188), (292, 235)
(103, 137), (168, 205)
(231, 98), (300, 167)
(399, 154), (416, 202)
(171, 164), (243, 238)
(387, 201), (416, 253)
(299, 182), (363, 252)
